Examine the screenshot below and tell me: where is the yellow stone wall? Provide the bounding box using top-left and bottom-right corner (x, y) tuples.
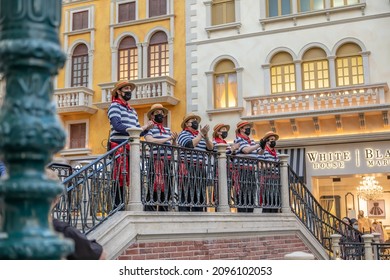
(58, 0), (186, 156)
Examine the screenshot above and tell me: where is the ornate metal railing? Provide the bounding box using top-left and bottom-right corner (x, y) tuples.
(49, 141), (129, 234)
(288, 166), (362, 257)
(140, 141), (218, 211)
(227, 154), (281, 211)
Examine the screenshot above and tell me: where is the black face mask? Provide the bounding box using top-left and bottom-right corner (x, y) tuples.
(269, 141), (276, 148)
(244, 128), (251, 136)
(122, 91), (132, 101)
(154, 114), (164, 123)
(191, 121), (199, 130)
(221, 131), (228, 139)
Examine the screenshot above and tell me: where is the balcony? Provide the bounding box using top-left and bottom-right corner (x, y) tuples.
(54, 87), (97, 115)
(243, 83), (390, 141)
(95, 76), (179, 110)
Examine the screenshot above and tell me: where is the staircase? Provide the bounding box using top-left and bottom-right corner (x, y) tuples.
(49, 139), (390, 260)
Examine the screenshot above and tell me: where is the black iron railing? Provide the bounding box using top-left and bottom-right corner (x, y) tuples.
(140, 141), (218, 211)
(49, 140), (129, 234)
(288, 166), (363, 257)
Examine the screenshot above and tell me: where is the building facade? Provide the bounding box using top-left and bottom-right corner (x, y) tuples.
(55, 0), (186, 161)
(186, 0), (390, 228)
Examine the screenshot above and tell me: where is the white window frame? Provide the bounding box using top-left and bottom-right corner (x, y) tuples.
(65, 119), (89, 150)
(69, 6), (94, 32)
(116, 0), (138, 23)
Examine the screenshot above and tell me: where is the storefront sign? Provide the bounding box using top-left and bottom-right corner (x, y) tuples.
(306, 142), (390, 176)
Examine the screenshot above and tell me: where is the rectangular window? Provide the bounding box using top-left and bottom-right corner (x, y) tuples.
(118, 2), (136, 23)
(299, 0), (324, 12)
(268, 0), (292, 17)
(69, 123), (86, 149)
(336, 56), (363, 86)
(149, 44), (169, 77)
(212, 0), (235, 26)
(332, 0), (359, 8)
(214, 73), (237, 108)
(72, 10), (89, 31)
(302, 60), (329, 90)
(71, 55), (89, 87)
(119, 48), (138, 80)
(149, 0), (167, 17)
(271, 64), (296, 93)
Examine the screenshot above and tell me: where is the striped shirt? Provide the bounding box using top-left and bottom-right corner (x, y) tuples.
(178, 130), (209, 161)
(108, 102), (140, 143)
(259, 149), (280, 162)
(234, 135), (261, 158)
(145, 125), (173, 155)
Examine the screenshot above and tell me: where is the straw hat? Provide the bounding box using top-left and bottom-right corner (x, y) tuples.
(111, 80), (136, 97)
(147, 104), (168, 119)
(213, 123), (230, 138)
(181, 112), (201, 129)
(262, 131), (279, 141)
(235, 121), (253, 133)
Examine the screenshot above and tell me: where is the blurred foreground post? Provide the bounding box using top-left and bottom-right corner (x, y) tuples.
(0, 0), (73, 259)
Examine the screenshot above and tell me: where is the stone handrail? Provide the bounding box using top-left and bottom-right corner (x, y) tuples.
(245, 83), (389, 116)
(54, 86), (94, 108)
(99, 76), (176, 103)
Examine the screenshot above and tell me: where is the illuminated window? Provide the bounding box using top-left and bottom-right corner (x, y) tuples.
(302, 47), (329, 90)
(270, 52), (296, 93)
(332, 0), (359, 8)
(267, 0), (292, 17)
(148, 31), (169, 77)
(71, 44), (89, 87)
(118, 36), (138, 81)
(214, 60), (237, 109)
(298, 0), (324, 12)
(336, 43), (364, 86)
(212, 0), (235, 25)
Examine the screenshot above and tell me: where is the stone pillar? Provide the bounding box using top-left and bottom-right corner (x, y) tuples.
(330, 234), (342, 260)
(362, 234), (374, 260)
(216, 144), (229, 213)
(0, 0), (73, 259)
(126, 128), (143, 211)
(372, 232), (381, 260)
(279, 154), (291, 213)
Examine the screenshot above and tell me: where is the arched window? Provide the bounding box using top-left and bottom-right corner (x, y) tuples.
(214, 59), (237, 109)
(212, 0), (235, 25)
(118, 36), (138, 80)
(270, 52), (296, 93)
(302, 47), (329, 90)
(336, 43), (364, 86)
(148, 31), (169, 77)
(71, 44), (89, 87)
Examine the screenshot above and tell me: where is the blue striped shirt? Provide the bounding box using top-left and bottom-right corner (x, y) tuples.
(178, 130), (209, 161)
(259, 149), (280, 162)
(145, 126), (173, 155)
(234, 136), (261, 158)
(108, 102), (140, 143)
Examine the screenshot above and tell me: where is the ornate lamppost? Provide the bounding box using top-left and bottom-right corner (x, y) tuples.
(0, 1), (73, 259)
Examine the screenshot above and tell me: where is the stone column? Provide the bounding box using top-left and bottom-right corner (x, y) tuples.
(216, 144), (229, 213)
(372, 232), (381, 260)
(330, 234), (342, 260)
(362, 234), (374, 260)
(126, 128), (143, 211)
(0, 0), (73, 259)
(279, 154), (291, 213)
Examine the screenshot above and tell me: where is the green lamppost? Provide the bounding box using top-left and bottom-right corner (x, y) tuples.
(0, 1), (73, 259)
